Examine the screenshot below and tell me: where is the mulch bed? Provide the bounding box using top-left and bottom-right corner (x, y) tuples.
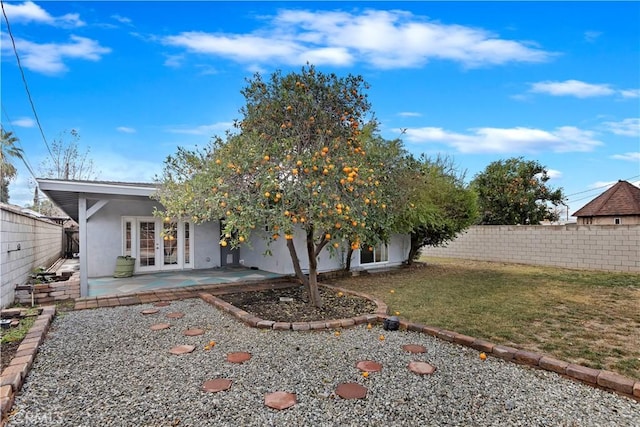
(219, 284), (377, 323)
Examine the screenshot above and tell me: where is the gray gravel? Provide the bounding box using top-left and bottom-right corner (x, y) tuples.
(8, 298), (640, 426)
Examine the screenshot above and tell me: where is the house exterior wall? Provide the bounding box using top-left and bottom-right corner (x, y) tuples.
(577, 215), (640, 225)
(422, 224), (640, 272)
(1, 204), (62, 308)
(240, 229), (410, 274)
(86, 199), (221, 277)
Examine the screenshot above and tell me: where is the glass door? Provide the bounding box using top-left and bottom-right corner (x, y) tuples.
(137, 220), (158, 272)
(161, 220), (180, 270)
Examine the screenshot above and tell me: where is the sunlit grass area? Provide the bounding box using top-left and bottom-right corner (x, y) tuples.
(339, 257), (640, 380)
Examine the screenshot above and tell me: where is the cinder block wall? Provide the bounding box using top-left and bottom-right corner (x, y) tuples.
(423, 225), (640, 273)
(1, 205), (63, 308)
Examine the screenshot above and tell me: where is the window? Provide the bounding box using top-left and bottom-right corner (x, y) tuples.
(184, 222), (190, 265)
(360, 242), (389, 264)
(124, 221), (132, 256)
(614, 218), (621, 225)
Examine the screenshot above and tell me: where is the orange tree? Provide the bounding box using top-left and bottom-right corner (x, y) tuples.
(155, 65), (398, 307)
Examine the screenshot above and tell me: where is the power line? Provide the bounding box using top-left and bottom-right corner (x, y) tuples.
(1, 0), (54, 162)
(564, 174), (640, 199)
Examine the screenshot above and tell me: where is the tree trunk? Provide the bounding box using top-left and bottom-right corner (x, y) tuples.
(344, 247), (354, 271)
(286, 238), (309, 287)
(306, 229), (323, 308)
(406, 232), (421, 265)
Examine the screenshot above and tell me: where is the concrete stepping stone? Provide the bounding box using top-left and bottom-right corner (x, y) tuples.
(154, 302), (171, 307)
(226, 352), (252, 364)
(408, 361), (436, 375)
(183, 328), (205, 336)
(335, 382), (367, 399)
(150, 323), (171, 331)
(356, 360), (383, 372)
(141, 308), (159, 315)
(202, 379), (232, 393)
(166, 312), (185, 319)
(402, 344), (426, 354)
(265, 392), (297, 410)
(169, 345), (196, 355)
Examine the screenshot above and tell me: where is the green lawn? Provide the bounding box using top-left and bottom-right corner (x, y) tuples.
(339, 257), (640, 380)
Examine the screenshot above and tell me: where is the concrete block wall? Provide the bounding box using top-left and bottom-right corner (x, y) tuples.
(423, 224), (640, 273)
(1, 205), (63, 308)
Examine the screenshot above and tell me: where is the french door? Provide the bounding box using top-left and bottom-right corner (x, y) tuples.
(122, 217), (193, 272)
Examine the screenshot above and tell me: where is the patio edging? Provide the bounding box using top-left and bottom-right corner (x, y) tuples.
(0, 306), (56, 427)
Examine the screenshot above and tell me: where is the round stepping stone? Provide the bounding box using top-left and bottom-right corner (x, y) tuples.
(226, 352), (252, 364)
(265, 391), (297, 410)
(169, 345), (196, 355)
(154, 301), (171, 307)
(356, 360), (383, 372)
(166, 312), (185, 319)
(335, 382), (367, 400)
(202, 379), (232, 393)
(141, 308), (159, 315)
(183, 328), (205, 336)
(408, 361), (436, 375)
(150, 323), (171, 331)
(402, 344), (427, 354)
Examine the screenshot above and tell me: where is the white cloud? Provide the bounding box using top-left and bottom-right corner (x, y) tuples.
(399, 125), (602, 153)
(603, 118), (640, 137)
(116, 126), (136, 134)
(162, 9), (554, 69)
(584, 31), (601, 43)
(166, 122), (233, 136)
(610, 152), (640, 162)
(111, 14), (132, 25)
(529, 80), (615, 98)
(397, 112), (422, 117)
(619, 89), (640, 99)
(4, 1), (84, 27)
(546, 169), (563, 179)
(2, 34), (111, 74)
(12, 117), (35, 127)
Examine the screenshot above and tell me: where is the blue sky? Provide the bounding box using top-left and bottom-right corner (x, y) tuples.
(2, 1), (639, 220)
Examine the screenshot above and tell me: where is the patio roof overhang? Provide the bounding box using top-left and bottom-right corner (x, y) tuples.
(36, 179), (158, 222)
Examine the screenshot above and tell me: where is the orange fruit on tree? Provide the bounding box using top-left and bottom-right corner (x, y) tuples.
(220, 240), (227, 247)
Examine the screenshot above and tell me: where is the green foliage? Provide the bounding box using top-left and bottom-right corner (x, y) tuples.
(155, 65), (399, 306)
(394, 155), (478, 263)
(1, 126), (24, 203)
(471, 157), (565, 225)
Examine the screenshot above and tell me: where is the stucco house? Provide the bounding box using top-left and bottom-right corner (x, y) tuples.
(572, 180), (640, 225)
(36, 179), (410, 297)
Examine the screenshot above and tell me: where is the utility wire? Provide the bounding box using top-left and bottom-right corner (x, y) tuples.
(1, 0), (54, 161)
(564, 174), (640, 200)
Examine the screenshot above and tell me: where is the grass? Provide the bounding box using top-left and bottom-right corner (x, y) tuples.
(338, 257), (640, 380)
(0, 310), (38, 344)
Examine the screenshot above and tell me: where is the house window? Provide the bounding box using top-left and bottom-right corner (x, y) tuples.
(360, 243), (389, 264)
(184, 222), (190, 265)
(583, 217), (593, 225)
(614, 218), (621, 225)
(124, 221), (132, 256)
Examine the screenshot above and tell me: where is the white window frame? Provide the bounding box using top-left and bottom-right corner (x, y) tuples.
(360, 242), (389, 265)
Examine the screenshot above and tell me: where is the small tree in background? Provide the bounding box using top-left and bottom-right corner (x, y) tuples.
(156, 65), (397, 308)
(39, 129), (99, 180)
(395, 155), (478, 263)
(1, 127), (24, 203)
(471, 157), (565, 225)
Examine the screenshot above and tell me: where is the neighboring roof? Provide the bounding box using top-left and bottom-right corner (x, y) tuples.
(36, 179), (158, 222)
(572, 180), (640, 217)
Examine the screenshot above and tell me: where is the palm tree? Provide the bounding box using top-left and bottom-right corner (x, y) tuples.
(1, 126), (24, 203)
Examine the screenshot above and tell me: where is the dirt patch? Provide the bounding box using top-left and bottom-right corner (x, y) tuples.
(1, 340), (20, 371)
(219, 285), (377, 323)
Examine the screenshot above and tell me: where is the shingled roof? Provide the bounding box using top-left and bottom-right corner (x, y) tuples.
(572, 180), (640, 217)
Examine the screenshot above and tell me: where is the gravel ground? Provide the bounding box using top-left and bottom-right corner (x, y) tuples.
(7, 298), (640, 427)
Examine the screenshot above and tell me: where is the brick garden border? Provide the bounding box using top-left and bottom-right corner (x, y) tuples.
(0, 306), (56, 426)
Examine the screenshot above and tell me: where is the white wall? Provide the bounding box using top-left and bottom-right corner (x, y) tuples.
(241, 229), (410, 275)
(1, 204), (62, 307)
(86, 198), (222, 277)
